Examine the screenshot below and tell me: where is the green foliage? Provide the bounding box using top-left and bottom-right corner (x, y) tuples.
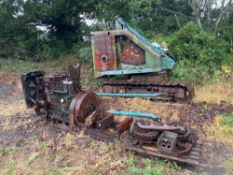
(127, 154), (176, 175)
(27, 153), (39, 165)
(142, 158), (163, 175)
(224, 160), (233, 174)
(222, 113), (233, 127)
(78, 47), (92, 63)
(47, 166), (60, 175)
(0, 147), (17, 155)
(162, 22), (233, 82)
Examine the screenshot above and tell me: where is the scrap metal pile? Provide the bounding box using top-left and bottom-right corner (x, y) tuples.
(20, 17), (202, 167)
(124, 121), (201, 166)
(21, 65), (201, 166)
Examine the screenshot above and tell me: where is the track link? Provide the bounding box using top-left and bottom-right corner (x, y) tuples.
(102, 79), (194, 103)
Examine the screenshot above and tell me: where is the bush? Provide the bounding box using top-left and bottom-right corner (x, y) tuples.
(78, 46), (93, 63)
(156, 22), (232, 82)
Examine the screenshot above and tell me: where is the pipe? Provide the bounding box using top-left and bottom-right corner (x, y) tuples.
(96, 92), (164, 98)
(108, 110), (160, 120)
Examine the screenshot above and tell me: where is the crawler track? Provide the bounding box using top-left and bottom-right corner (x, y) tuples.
(102, 80), (194, 103)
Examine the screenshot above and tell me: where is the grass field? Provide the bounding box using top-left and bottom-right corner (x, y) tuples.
(0, 57), (233, 175)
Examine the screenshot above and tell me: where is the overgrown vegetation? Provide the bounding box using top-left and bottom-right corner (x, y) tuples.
(154, 22), (232, 82)
(127, 154), (177, 175)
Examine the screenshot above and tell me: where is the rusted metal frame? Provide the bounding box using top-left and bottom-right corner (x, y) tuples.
(95, 68), (164, 77)
(107, 29), (161, 60)
(96, 115), (115, 129)
(92, 31), (117, 73)
(124, 145), (200, 166)
(176, 142), (193, 156)
(101, 79), (194, 102)
(85, 128), (118, 142)
(136, 122), (186, 133)
(116, 118), (134, 137)
(120, 41), (145, 65)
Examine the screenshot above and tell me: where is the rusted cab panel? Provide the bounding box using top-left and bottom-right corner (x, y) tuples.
(92, 32), (117, 71)
(91, 18), (175, 78)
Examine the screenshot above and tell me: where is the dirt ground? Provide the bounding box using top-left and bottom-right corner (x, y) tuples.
(0, 75), (233, 175)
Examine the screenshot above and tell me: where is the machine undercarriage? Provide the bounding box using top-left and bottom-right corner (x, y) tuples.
(102, 76), (194, 102)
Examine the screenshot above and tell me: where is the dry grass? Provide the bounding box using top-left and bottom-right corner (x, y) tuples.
(194, 79), (233, 104)
(0, 127), (129, 175)
(0, 100), (28, 117)
(110, 98), (181, 122)
(203, 115), (233, 149)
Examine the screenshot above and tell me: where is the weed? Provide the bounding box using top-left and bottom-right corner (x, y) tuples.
(194, 78), (233, 104)
(224, 160), (233, 174)
(90, 140), (98, 149)
(27, 152), (39, 165)
(40, 142), (49, 151)
(47, 166), (60, 175)
(141, 158), (152, 166)
(1, 159), (17, 175)
(27, 134), (38, 142)
(204, 114), (233, 148)
(127, 154), (136, 167)
(222, 113), (233, 127)
(127, 154), (141, 174)
(129, 165), (141, 174)
(142, 159), (164, 175)
(0, 147), (17, 155)
(57, 151), (67, 162)
(203, 104), (210, 112)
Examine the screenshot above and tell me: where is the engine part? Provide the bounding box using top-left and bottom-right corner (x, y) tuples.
(157, 131), (178, 154)
(70, 91), (100, 124)
(21, 70), (45, 107)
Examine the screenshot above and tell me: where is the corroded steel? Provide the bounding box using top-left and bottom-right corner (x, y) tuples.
(72, 91), (100, 124)
(137, 121), (186, 133)
(92, 31), (117, 72)
(91, 18), (175, 78)
(120, 41), (145, 65)
(96, 114), (114, 129)
(92, 18), (194, 103)
(102, 79), (194, 102)
(124, 120), (201, 166)
(116, 118), (133, 136)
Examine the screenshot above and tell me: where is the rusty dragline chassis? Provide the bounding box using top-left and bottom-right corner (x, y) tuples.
(20, 65), (202, 167)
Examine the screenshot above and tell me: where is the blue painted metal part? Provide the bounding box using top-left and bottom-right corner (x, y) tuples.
(109, 110), (160, 120)
(95, 68), (163, 77)
(97, 92), (163, 98)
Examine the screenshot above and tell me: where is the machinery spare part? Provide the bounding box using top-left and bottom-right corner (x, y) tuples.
(124, 120), (201, 166)
(21, 65), (201, 166)
(108, 110), (160, 120)
(92, 18), (194, 102)
(96, 92), (164, 98)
